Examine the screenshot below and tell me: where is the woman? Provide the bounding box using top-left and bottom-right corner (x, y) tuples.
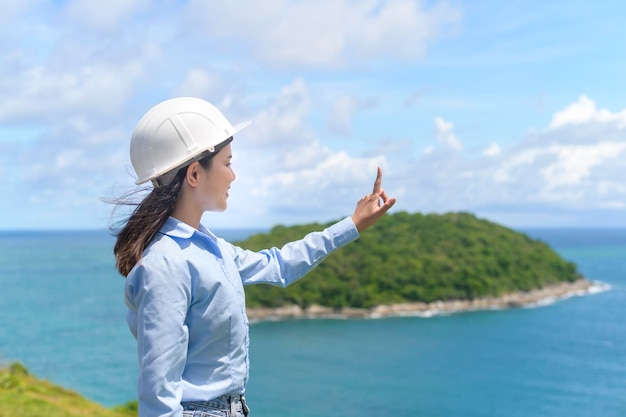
(114, 97), (395, 417)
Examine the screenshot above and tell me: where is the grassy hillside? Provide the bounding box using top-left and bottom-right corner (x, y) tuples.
(240, 211), (580, 308)
(0, 363), (136, 417)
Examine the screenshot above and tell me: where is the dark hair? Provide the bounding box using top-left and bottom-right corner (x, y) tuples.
(113, 138), (232, 277)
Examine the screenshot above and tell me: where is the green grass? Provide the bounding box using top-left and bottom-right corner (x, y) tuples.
(0, 363), (137, 417)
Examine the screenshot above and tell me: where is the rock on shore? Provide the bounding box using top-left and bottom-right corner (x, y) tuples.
(246, 278), (604, 322)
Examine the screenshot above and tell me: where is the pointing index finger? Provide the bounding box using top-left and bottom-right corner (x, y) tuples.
(372, 166), (383, 194)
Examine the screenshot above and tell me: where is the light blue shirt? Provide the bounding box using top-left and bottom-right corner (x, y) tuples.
(124, 216), (359, 417)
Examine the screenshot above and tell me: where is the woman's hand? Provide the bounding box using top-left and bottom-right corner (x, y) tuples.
(351, 167), (396, 233)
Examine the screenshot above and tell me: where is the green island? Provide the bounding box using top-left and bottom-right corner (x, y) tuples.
(240, 211), (588, 319)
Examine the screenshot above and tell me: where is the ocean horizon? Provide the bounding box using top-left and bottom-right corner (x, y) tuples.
(0, 226), (624, 416)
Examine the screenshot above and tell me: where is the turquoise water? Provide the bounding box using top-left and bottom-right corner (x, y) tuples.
(0, 228), (624, 416)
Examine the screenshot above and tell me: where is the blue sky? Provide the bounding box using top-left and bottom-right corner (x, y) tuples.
(1, 0), (626, 230)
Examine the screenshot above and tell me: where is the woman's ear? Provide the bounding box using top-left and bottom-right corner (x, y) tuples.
(185, 162), (202, 187)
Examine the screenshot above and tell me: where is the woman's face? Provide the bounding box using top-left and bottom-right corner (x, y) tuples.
(198, 144), (236, 212)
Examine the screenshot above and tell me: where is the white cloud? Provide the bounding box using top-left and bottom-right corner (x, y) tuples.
(64, 0), (150, 31)
(0, 0), (41, 30)
(388, 96), (626, 221)
(172, 68), (224, 99)
(281, 141), (332, 171)
(540, 142), (626, 188)
(493, 147), (544, 178)
(21, 124), (129, 186)
(327, 96), (359, 137)
(482, 142), (501, 157)
(548, 94), (626, 130)
(326, 95), (378, 137)
(0, 60), (145, 123)
(184, 0), (462, 68)
(353, 0), (461, 60)
(219, 135), (388, 227)
(247, 143), (386, 219)
(434, 116), (462, 151)
(245, 79), (312, 146)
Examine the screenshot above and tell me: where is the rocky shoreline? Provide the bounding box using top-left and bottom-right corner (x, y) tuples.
(246, 278), (607, 322)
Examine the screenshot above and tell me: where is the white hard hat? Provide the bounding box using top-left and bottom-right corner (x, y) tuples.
(130, 97), (251, 185)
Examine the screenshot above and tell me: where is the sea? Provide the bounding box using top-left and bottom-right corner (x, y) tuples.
(0, 227), (624, 417)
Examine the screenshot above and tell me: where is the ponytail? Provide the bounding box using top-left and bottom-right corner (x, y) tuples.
(113, 169), (186, 276)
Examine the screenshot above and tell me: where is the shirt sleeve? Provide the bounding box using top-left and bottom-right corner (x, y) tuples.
(227, 216), (359, 287)
(125, 253), (191, 417)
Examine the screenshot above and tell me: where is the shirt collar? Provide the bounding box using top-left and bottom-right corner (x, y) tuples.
(160, 216), (218, 244)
